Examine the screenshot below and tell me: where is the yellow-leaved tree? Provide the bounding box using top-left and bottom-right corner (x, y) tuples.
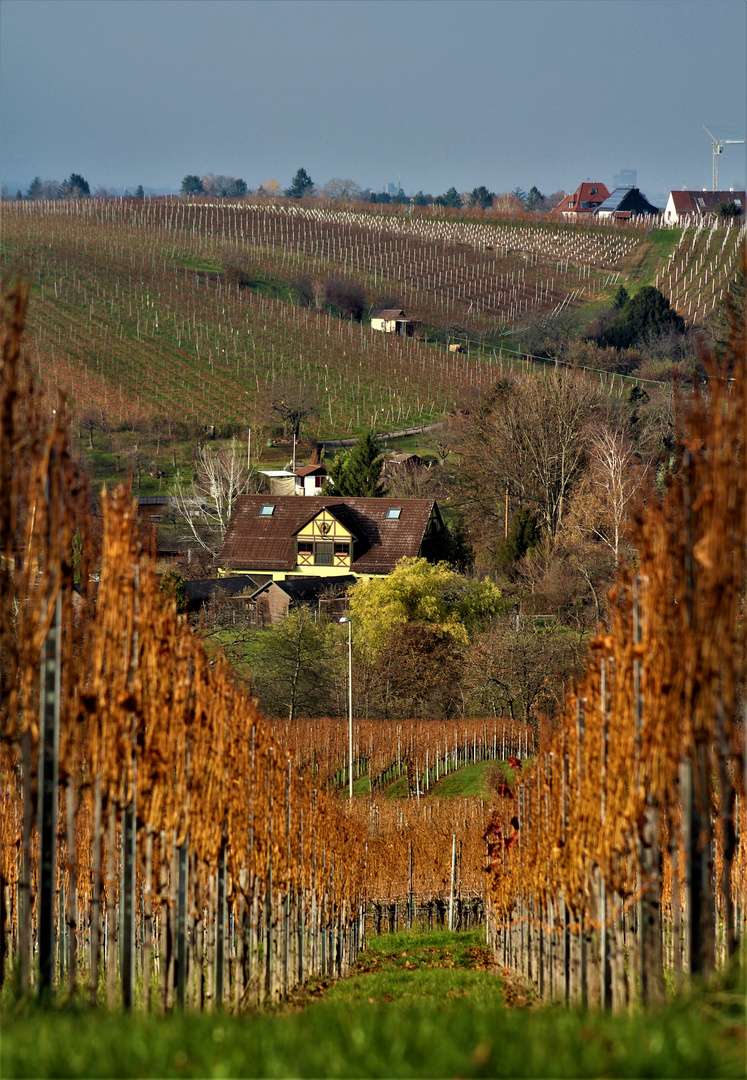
(348, 557), (505, 651)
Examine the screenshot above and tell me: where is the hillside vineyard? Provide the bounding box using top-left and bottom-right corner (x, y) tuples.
(3, 198), (742, 433)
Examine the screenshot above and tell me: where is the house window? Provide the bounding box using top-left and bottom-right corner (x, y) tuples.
(314, 542), (333, 566)
(298, 541), (313, 554)
(590, 188), (598, 195)
(259, 504), (275, 516)
(334, 543), (349, 558)
(386, 507), (402, 520)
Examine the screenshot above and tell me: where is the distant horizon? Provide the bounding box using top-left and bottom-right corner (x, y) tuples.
(6, 175), (744, 212)
(1, 0), (745, 198)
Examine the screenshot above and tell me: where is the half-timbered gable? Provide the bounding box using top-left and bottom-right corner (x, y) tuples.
(219, 496), (444, 580)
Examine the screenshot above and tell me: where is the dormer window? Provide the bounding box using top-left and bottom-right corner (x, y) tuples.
(386, 508), (402, 520)
(259, 504), (275, 516)
(590, 188), (597, 195)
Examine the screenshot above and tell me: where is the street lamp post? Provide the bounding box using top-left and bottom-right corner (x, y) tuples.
(339, 617), (353, 799)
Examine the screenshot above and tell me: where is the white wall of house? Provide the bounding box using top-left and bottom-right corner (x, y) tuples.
(295, 474), (326, 496)
(663, 193), (681, 224)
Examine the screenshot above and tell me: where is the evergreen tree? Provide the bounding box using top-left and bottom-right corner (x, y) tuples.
(496, 508), (540, 570)
(134, 185), (145, 199)
(327, 432), (384, 496)
(434, 186), (462, 208)
(181, 175), (203, 196)
(26, 176), (43, 200)
(468, 186), (494, 210)
(285, 168), (314, 199)
(524, 185), (544, 211)
(61, 173), (90, 197)
(600, 287), (684, 349)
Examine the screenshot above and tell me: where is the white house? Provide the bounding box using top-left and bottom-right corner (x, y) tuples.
(663, 189), (745, 225)
(294, 464), (328, 495)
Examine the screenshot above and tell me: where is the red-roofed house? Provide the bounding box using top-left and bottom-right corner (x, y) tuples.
(663, 190), (745, 224)
(552, 182), (611, 218)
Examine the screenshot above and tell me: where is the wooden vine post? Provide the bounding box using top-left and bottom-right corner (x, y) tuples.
(38, 592), (61, 1001)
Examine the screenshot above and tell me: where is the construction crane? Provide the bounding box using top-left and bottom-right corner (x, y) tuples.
(703, 126), (746, 191)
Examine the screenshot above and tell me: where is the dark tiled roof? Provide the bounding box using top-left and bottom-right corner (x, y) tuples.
(220, 496), (438, 574)
(253, 575), (356, 602)
(371, 309), (406, 320)
(183, 575), (259, 611)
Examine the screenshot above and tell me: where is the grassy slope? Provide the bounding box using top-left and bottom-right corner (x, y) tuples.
(3, 930), (744, 1079)
(427, 760), (494, 798)
(345, 760), (511, 800)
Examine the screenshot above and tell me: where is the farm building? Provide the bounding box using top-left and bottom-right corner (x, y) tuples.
(370, 308), (411, 335)
(663, 189), (745, 225)
(219, 496), (446, 580)
(551, 182), (610, 218)
(381, 452), (424, 479)
(249, 575), (355, 624)
(594, 187), (660, 219)
(259, 464), (328, 496)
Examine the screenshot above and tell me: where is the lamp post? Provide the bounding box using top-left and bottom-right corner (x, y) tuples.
(339, 617), (353, 799)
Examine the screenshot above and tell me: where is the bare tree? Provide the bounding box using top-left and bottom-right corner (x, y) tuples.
(584, 427), (647, 567)
(173, 440), (263, 556)
(269, 384), (318, 440)
(79, 410), (107, 449)
(455, 370), (603, 547)
(321, 178), (363, 201)
(463, 615), (585, 725)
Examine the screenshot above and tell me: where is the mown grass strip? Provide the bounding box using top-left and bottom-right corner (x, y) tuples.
(3, 930), (744, 1079)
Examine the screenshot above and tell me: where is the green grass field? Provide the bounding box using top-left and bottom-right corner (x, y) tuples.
(3, 930), (744, 1078)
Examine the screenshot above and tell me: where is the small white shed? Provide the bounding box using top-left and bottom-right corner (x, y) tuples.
(370, 308), (409, 335)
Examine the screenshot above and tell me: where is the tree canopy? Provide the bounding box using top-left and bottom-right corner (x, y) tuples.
(61, 173), (90, 197)
(326, 432), (384, 497)
(600, 287), (685, 349)
(524, 186), (544, 211)
(285, 168), (314, 199)
(467, 186), (494, 210)
(181, 175), (204, 196)
(348, 556), (505, 653)
(434, 187), (462, 208)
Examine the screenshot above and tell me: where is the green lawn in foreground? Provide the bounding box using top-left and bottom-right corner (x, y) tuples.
(2, 930), (745, 1079)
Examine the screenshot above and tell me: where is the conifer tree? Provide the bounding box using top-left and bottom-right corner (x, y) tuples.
(327, 432), (384, 497)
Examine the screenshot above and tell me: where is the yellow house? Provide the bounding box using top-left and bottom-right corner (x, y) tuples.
(219, 496), (445, 581)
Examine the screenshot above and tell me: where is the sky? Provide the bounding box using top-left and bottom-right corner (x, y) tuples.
(1, 0), (746, 200)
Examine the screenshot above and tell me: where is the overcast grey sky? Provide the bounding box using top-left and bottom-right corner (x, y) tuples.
(1, 0), (745, 198)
